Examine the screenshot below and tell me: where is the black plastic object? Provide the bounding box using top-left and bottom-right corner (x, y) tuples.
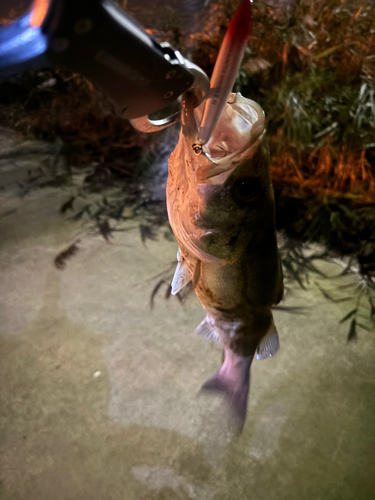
(0, 0), (196, 119)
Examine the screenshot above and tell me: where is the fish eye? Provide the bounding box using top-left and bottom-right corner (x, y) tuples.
(232, 177), (262, 203)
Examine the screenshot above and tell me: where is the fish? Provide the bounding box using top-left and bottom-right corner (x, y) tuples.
(166, 91), (283, 432)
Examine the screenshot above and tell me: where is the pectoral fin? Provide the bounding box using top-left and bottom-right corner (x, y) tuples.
(171, 258), (192, 295)
(256, 320), (280, 360)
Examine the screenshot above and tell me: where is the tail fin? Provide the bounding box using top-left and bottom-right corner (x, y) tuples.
(200, 349), (253, 433)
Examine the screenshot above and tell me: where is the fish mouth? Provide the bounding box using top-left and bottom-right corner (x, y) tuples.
(194, 93), (266, 184)
(203, 93), (265, 159)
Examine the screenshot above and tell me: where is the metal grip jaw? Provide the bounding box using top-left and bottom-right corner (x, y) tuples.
(0, 0), (209, 123)
(131, 58), (209, 133)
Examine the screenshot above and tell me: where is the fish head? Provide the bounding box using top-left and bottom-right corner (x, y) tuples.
(167, 92), (275, 264)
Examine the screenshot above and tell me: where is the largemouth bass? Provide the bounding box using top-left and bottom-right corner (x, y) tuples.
(166, 91), (283, 431)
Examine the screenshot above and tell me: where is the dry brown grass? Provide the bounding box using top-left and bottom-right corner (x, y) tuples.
(271, 143), (375, 201)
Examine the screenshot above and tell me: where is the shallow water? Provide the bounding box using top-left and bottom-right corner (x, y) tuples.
(0, 130), (374, 500)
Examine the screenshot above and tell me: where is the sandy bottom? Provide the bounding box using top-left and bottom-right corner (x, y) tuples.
(0, 129), (374, 500)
